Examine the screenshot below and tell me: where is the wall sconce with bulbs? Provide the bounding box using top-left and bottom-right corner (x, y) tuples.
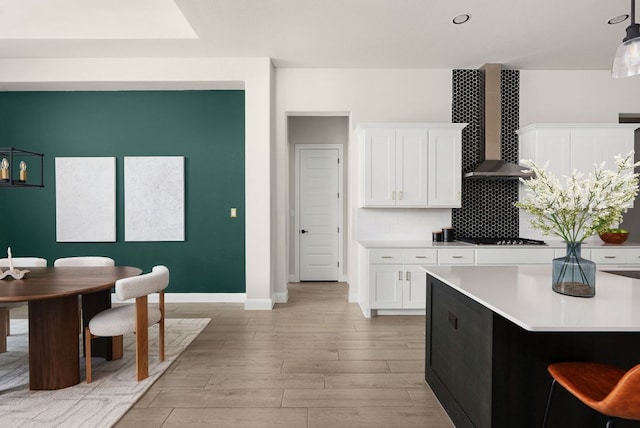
(0, 148), (44, 188)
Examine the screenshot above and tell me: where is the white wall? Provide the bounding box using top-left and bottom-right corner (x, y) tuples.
(275, 68), (453, 302)
(0, 57), (276, 310)
(520, 70), (640, 125)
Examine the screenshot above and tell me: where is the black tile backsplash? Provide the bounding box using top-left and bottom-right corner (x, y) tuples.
(451, 68), (520, 238)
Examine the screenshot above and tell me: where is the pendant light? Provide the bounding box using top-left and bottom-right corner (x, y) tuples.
(612, 0), (640, 78)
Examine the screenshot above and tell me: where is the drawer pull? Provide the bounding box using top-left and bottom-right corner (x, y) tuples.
(381, 256), (394, 259)
(448, 311), (458, 329)
(604, 256), (617, 259)
(452, 255), (464, 259)
(415, 256), (428, 259)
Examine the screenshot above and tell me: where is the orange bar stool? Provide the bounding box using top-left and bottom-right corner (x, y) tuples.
(542, 362), (640, 427)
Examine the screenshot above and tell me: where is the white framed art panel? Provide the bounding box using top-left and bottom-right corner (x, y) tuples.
(55, 157), (116, 242)
(124, 156), (185, 242)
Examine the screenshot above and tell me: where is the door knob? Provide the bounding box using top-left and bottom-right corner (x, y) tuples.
(301, 229), (308, 234)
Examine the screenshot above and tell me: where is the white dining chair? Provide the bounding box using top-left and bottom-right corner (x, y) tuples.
(54, 256), (115, 267)
(84, 265), (169, 383)
(0, 257), (47, 268)
(0, 257), (47, 352)
(54, 256), (116, 335)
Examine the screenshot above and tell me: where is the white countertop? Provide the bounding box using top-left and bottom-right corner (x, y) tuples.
(422, 265), (640, 333)
(358, 240), (474, 248)
(359, 239), (640, 249)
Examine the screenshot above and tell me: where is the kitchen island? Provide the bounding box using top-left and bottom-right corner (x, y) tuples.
(424, 265), (640, 428)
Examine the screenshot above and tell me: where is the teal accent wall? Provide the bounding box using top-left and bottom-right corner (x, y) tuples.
(0, 90), (246, 294)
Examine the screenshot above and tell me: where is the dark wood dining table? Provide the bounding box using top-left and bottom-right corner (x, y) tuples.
(0, 266), (142, 390)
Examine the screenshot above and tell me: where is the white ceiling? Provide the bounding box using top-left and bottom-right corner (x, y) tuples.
(0, 0), (634, 70)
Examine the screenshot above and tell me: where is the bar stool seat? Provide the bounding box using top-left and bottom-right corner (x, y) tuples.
(543, 362), (640, 427)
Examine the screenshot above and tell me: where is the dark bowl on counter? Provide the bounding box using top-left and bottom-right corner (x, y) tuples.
(599, 231), (629, 244)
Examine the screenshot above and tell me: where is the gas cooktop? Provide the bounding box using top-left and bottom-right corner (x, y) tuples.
(457, 237), (547, 246)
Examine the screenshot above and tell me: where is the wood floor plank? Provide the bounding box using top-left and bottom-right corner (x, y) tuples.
(206, 373), (325, 389)
(308, 407), (453, 428)
(283, 388), (413, 407)
(283, 360), (390, 374)
(324, 373), (425, 389)
(181, 349), (338, 361)
(338, 349), (424, 361)
(170, 360), (283, 374)
(314, 339), (409, 350)
(162, 408), (308, 428)
(148, 389), (284, 408)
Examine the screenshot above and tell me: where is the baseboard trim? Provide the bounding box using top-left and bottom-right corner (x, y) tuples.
(273, 291), (288, 304)
(244, 298), (275, 310)
(377, 309), (426, 316)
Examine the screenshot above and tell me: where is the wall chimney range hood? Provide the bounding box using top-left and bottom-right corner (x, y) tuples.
(464, 64), (534, 179)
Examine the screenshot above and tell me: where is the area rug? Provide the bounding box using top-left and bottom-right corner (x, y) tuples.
(0, 318), (210, 428)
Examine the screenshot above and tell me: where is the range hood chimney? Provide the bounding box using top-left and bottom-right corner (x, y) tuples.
(464, 64), (533, 179)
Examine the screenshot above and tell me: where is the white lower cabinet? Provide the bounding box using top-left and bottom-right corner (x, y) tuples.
(476, 248), (556, 265)
(587, 248), (640, 265)
(437, 248), (475, 265)
(369, 248), (436, 309)
(366, 244), (640, 314)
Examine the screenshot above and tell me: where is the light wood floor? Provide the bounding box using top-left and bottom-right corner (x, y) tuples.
(114, 282), (453, 428)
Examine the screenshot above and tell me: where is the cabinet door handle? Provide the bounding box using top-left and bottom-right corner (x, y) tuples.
(448, 311), (458, 329)
(398, 271), (403, 280)
(398, 191), (404, 200)
(392, 191), (396, 200)
(406, 271), (411, 281)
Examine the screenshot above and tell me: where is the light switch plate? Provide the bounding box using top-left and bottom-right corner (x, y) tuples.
(230, 208), (237, 218)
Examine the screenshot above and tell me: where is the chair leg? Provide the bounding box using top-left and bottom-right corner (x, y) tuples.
(4, 308), (10, 336)
(542, 379), (557, 428)
(159, 291), (165, 361)
(0, 308), (8, 353)
(606, 418), (617, 428)
(135, 296), (149, 381)
(85, 327), (92, 384)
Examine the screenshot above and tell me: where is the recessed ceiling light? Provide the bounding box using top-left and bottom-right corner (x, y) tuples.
(608, 14), (629, 25)
(452, 14), (471, 25)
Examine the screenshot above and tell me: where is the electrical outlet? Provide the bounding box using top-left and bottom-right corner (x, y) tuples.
(230, 208), (237, 218)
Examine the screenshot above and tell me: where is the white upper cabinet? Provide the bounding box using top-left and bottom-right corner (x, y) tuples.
(428, 128), (463, 207)
(359, 123), (466, 208)
(518, 124), (638, 209)
(517, 124), (637, 176)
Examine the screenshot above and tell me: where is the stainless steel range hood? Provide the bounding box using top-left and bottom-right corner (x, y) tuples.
(464, 64), (534, 179)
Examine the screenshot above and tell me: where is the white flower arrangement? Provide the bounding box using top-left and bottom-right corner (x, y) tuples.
(515, 152), (640, 244)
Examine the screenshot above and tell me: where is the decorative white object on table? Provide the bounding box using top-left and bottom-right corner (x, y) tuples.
(0, 247), (29, 280)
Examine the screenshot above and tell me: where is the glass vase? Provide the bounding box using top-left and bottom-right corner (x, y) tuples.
(552, 242), (596, 297)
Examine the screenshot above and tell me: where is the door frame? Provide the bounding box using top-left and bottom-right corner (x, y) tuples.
(294, 143), (345, 282)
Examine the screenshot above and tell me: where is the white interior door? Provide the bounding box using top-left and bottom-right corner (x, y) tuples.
(299, 148), (340, 281)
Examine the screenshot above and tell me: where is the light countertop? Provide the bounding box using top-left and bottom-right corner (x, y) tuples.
(422, 265), (640, 333)
(358, 240), (474, 248)
(359, 239), (640, 249)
